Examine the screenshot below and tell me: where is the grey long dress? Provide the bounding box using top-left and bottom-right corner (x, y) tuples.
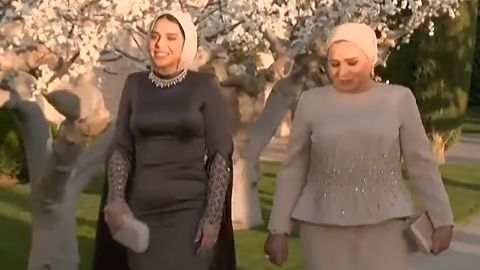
(106, 70), (234, 270)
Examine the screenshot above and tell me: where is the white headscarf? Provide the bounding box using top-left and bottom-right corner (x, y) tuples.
(327, 23), (378, 69)
(149, 10), (198, 70)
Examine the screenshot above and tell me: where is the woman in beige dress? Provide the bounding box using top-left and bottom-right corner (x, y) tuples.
(264, 22), (454, 270)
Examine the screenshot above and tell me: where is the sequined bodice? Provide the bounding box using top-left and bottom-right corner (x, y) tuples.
(269, 83), (453, 232)
(292, 88), (414, 225)
(315, 138), (403, 204)
(303, 136), (412, 225)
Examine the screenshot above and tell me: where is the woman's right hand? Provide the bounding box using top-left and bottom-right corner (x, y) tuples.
(103, 199), (132, 232)
(264, 233), (289, 266)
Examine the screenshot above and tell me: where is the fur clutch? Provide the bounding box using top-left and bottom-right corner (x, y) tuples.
(112, 214), (150, 253)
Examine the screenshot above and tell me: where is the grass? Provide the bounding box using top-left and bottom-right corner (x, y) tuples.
(463, 106), (480, 133)
(1, 163), (480, 270)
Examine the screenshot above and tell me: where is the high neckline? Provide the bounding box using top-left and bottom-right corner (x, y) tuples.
(332, 82), (380, 96)
(152, 69), (184, 79)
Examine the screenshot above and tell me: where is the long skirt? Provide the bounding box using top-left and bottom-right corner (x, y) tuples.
(299, 219), (411, 270)
(127, 207), (208, 270)
(91, 166), (237, 270)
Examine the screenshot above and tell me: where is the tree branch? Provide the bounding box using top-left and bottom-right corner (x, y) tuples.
(0, 0), (14, 21)
(1, 73), (52, 183)
(135, 26), (148, 36)
(0, 88), (10, 107)
(205, 59), (264, 96)
(114, 48), (146, 63)
(43, 87), (81, 120)
(73, 125), (114, 194)
(79, 0), (101, 13)
(246, 78), (302, 159)
(263, 28), (288, 56)
(47, 51), (80, 84)
(194, 0), (221, 25)
(221, 73), (263, 96)
(204, 20), (244, 41)
(0, 70), (36, 100)
(178, 0), (188, 11)
(99, 55), (122, 63)
(102, 67), (119, 75)
(264, 54), (294, 83)
(39, 120), (87, 209)
(128, 30), (149, 59)
(0, 46), (59, 73)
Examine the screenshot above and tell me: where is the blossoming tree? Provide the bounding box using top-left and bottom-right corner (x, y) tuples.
(0, 0), (462, 269)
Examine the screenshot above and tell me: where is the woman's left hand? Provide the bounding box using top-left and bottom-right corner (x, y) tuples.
(195, 222), (219, 254)
(103, 199), (132, 233)
(432, 225), (453, 254)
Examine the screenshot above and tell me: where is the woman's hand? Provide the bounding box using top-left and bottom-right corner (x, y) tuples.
(195, 222), (220, 254)
(264, 233), (289, 266)
(432, 225), (453, 254)
(103, 199), (132, 233)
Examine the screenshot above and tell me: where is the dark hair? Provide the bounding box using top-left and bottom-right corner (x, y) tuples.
(153, 14), (185, 39)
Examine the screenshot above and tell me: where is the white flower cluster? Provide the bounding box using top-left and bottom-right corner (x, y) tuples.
(0, 0), (462, 92)
(193, 0), (461, 57)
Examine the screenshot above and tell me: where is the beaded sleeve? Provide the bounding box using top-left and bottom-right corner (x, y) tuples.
(200, 75), (234, 230)
(106, 149), (132, 202)
(202, 153), (231, 228)
(105, 74), (135, 203)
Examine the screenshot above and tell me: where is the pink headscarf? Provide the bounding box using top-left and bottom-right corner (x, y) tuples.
(327, 23), (378, 69)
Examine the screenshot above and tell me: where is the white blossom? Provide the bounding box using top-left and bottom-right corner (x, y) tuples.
(0, 0), (463, 92)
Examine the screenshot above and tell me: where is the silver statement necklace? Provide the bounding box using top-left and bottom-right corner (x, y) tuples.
(148, 68), (188, 89)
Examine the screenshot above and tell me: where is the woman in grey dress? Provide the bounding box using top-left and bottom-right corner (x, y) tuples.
(97, 10), (236, 270)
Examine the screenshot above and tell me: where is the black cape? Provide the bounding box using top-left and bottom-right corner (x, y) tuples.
(91, 151), (237, 270)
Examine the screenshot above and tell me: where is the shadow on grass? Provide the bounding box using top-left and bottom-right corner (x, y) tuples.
(0, 213), (30, 270)
(0, 186), (98, 270)
(463, 106), (480, 133)
(77, 217), (99, 232)
(0, 185), (100, 233)
(464, 117), (480, 124)
(83, 173), (105, 196)
(78, 235), (96, 270)
(262, 172), (277, 179)
(0, 184), (31, 213)
(0, 211), (95, 270)
(443, 177), (480, 191)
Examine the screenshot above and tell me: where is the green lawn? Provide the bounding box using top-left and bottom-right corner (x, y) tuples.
(463, 106), (480, 133)
(1, 163), (480, 270)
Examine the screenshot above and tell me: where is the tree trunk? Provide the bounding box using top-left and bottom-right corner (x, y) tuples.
(231, 79), (302, 229)
(1, 69), (111, 270)
(28, 185), (80, 270)
(25, 127), (111, 270)
(231, 147), (263, 229)
(277, 112), (291, 137)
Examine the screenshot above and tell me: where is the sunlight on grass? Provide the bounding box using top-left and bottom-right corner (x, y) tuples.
(463, 106), (480, 133)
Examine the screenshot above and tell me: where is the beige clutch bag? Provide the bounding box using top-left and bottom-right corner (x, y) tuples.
(112, 214), (150, 253)
(407, 212), (434, 253)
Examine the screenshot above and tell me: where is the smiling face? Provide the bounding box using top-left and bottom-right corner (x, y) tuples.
(327, 40), (373, 93)
(148, 15), (185, 75)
